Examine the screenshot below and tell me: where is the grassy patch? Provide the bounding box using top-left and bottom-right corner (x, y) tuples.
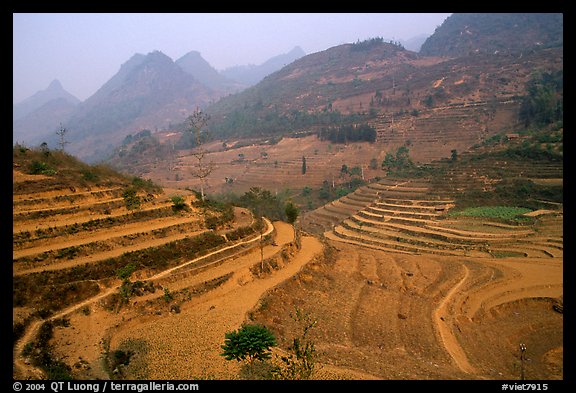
(448, 206), (532, 220)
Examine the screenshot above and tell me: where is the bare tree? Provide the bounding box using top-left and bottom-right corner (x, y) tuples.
(185, 108), (213, 201)
(56, 123), (70, 152)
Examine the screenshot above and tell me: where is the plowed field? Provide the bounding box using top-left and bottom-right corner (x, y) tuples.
(251, 241), (562, 379)
(13, 165), (563, 381)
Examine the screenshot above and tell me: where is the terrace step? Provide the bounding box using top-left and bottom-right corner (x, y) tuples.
(365, 205), (442, 219)
(13, 215), (204, 256)
(331, 225), (474, 257)
(13, 202), (176, 235)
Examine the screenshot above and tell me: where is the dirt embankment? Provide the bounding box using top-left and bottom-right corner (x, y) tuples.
(105, 222), (323, 379)
(249, 239), (563, 380)
(17, 220), (324, 380)
(13, 217), (274, 380)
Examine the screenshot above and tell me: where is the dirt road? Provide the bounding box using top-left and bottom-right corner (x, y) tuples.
(13, 218), (276, 379)
(108, 222), (323, 379)
(433, 263), (476, 374)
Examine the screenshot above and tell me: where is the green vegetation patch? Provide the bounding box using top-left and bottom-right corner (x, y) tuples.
(448, 206), (532, 220)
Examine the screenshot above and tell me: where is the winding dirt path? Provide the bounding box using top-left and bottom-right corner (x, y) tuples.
(433, 263), (476, 375)
(13, 218), (276, 379)
(463, 258), (563, 319)
(108, 223), (324, 379)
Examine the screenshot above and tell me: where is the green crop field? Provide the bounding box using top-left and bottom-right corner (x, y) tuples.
(448, 206), (532, 220)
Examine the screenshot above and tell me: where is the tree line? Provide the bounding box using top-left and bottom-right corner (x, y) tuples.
(200, 108), (373, 142)
(317, 123), (376, 144)
(519, 70), (563, 128)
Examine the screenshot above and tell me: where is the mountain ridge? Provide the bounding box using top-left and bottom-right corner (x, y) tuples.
(12, 47), (307, 161)
(419, 13), (563, 57)
(62, 50), (218, 162)
(13, 79), (80, 120)
(13, 13), (563, 166)
(203, 14), (563, 142)
(221, 46), (306, 86)
(176, 50), (244, 93)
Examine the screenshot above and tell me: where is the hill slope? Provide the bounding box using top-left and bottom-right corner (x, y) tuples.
(13, 79), (80, 121)
(61, 51), (218, 162)
(204, 38), (561, 147)
(419, 13), (563, 57)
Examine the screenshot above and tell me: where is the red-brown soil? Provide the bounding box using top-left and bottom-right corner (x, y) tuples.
(250, 240), (562, 380)
(12, 164), (563, 381)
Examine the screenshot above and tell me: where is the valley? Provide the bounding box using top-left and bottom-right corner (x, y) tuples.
(13, 13), (563, 383)
(12, 140), (563, 380)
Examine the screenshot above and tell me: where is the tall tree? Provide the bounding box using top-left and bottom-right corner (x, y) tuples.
(301, 156), (307, 175)
(285, 202), (299, 225)
(185, 108), (212, 201)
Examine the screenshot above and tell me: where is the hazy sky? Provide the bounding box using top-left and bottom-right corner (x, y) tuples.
(13, 13), (452, 104)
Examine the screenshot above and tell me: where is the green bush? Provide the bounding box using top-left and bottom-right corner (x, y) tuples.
(81, 169), (99, 182)
(28, 160), (57, 175)
(285, 202), (299, 224)
(122, 187), (141, 210)
(221, 324), (277, 364)
(116, 264), (136, 280)
(171, 195), (187, 211)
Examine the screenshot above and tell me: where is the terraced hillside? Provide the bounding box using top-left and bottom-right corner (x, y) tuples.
(13, 186), (206, 275)
(251, 240), (562, 380)
(260, 156), (562, 380)
(13, 147), (325, 380)
(13, 141), (563, 380)
(13, 150), (230, 320)
(302, 174), (562, 259)
(371, 99), (521, 163)
(12, 147), (243, 376)
(144, 135), (385, 195)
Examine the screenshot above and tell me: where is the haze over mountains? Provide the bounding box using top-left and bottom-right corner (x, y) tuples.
(13, 79), (80, 121)
(13, 46), (306, 161)
(203, 12), (562, 147)
(13, 13), (562, 164)
(13, 80), (80, 144)
(221, 46), (306, 86)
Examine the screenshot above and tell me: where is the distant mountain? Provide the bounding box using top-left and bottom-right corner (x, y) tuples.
(13, 79), (80, 121)
(14, 14), (564, 165)
(12, 47), (308, 162)
(176, 50), (244, 93)
(420, 13), (563, 57)
(221, 46), (305, 86)
(60, 50), (219, 162)
(400, 33), (430, 53)
(204, 35), (562, 147)
(13, 97), (77, 145)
